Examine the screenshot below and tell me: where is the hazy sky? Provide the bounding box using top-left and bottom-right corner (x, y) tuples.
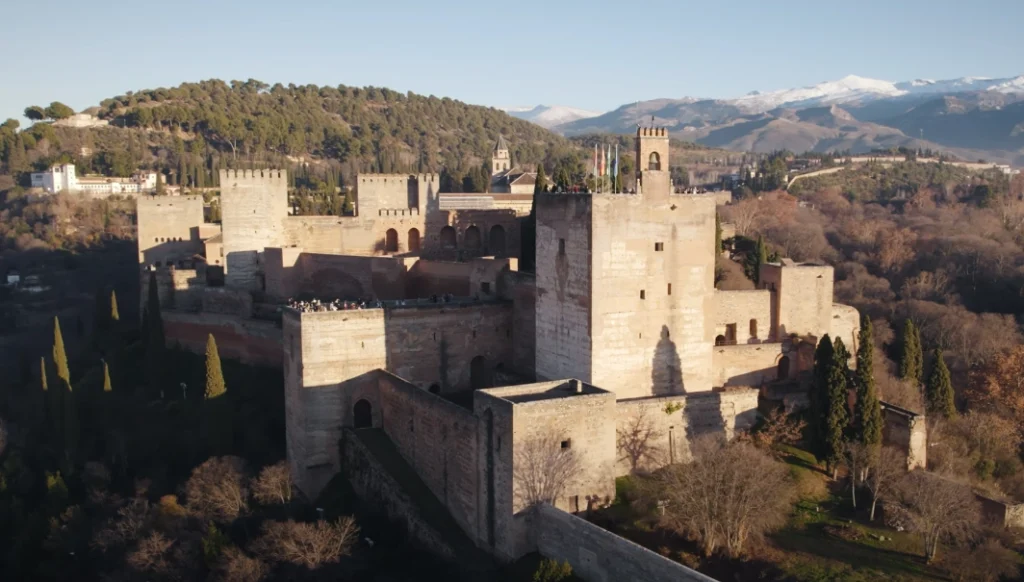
(3, 0), (1022, 122)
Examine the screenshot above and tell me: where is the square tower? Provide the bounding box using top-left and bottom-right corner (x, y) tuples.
(535, 130), (717, 398)
(635, 127), (671, 198)
(220, 169), (289, 290)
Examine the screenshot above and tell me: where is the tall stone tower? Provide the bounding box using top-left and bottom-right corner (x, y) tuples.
(492, 135), (511, 175)
(535, 128), (716, 398)
(220, 169), (288, 290)
(635, 127), (671, 197)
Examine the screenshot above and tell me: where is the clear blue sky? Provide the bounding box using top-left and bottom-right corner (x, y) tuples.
(3, 0), (1022, 122)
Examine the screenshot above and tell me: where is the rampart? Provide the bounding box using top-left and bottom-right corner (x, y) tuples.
(136, 195), (205, 264)
(164, 312), (282, 366)
(536, 504), (715, 582)
(713, 289), (772, 343)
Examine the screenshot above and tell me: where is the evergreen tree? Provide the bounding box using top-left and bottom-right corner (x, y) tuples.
(52, 317), (77, 458)
(925, 348), (955, 419)
(53, 317), (70, 386)
(744, 236), (768, 284)
(898, 319), (923, 384)
(40, 356), (48, 392)
(145, 271), (166, 397)
(854, 315), (883, 447)
(102, 360), (113, 393)
(155, 172), (165, 195)
(715, 213), (723, 256)
(811, 334), (834, 453)
(204, 334), (232, 455)
(110, 290), (120, 322)
(534, 164), (547, 194)
(825, 337), (851, 475)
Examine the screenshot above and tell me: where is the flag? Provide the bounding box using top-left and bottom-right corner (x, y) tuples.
(593, 144), (598, 177)
(613, 144), (619, 178)
(605, 145), (611, 178)
(599, 145), (605, 177)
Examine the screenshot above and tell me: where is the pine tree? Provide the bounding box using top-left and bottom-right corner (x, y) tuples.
(103, 360), (113, 393)
(899, 319), (923, 384)
(811, 335), (834, 453)
(110, 290), (120, 322)
(854, 315), (883, 447)
(825, 337), (851, 476)
(925, 348), (955, 419)
(715, 213), (723, 256)
(204, 334), (232, 455)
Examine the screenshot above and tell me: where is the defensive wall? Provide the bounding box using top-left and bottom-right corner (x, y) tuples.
(880, 402), (927, 470)
(713, 289), (772, 343)
(759, 261), (833, 339)
(498, 270), (537, 378)
(164, 312), (282, 367)
(136, 195), (206, 264)
(536, 504), (716, 582)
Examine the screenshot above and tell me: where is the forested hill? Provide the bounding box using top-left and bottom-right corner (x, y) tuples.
(1, 79), (578, 189)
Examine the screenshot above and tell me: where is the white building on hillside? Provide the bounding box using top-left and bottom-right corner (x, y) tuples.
(31, 163), (158, 195)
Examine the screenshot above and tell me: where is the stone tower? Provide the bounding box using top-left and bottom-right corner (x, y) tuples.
(220, 169), (288, 290)
(635, 127), (671, 197)
(492, 135), (511, 175)
(535, 128), (716, 398)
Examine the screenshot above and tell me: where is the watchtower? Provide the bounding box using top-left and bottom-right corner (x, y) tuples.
(220, 169), (288, 290)
(635, 127), (671, 198)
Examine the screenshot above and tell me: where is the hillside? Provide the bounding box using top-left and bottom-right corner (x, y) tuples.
(1, 79), (579, 188)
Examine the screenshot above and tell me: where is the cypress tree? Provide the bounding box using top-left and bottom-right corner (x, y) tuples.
(811, 334), (834, 452)
(110, 290), (120, 322)
(52, 317), (77, 458)
(825, 337), (851, 476)
(854, 315), (883, 447)
(53, 317), (70, 386)
(40, 356), (48, 392)
(715, 213), (723, 256)
(204, 334), (231, 455)
(898, 319), (923, 384)
(925, 348), (955, 419)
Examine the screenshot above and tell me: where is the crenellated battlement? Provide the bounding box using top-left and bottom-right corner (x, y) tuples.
(218, 169), (287, 181)
(636, 127), (668, 137)
(357, 173), (439, 184)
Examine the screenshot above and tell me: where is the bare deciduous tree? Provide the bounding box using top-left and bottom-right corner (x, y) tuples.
(215, 546), (269, 582)
(616, 405), (665, 474)
(843, 442), (874, 508)
(942, 538), (1021, 582)
(894, 471), (980, 562)
(513, 431), (583, 511)
(126, 531), (174, 575)
(748, 407), (806, 456)
(252, 462), (293, 506)
(185, 456), (250, 523)
(654, 437), (793, 558)
(865, 446), (906, 521)
(92, 498), (153, 551)
(252, 518), (359, 569)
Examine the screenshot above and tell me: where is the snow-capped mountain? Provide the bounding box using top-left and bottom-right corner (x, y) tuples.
(504, 105), (602, 128)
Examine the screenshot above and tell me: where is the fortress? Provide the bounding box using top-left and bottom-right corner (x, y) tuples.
(137, 129), (865, 577)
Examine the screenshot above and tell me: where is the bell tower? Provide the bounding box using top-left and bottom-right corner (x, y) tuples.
(635, 127), (671, 198)
(492, 135), (511, 175)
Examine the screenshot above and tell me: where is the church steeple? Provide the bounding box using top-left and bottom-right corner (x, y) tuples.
(492, 135), (511, 175)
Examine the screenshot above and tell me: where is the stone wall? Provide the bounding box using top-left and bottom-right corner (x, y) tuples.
(500, 270), (537, 378)
(136, 195), (204, 264)
(589, 193), (717, 398)
(760, 263), (834, 339)
(536, 504), (715, 582)
(713, 289), (772, 343)
(141, 268), (205, 313)
(377, 373), (481, 542)
(220, 169), (288, 290)
(535, 194), (593, 384)
(881, 402), (927, 470)
(200, 287), (253, 317)
(711, 343), (784, 387)
(830, 303), (861, 352)
(163, 312), (282, 366)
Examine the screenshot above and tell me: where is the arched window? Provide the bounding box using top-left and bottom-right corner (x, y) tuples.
(384, 228), (398, 253)
(777, 356), (791, 380)
(353, 399), (372, 428)
(488, 225), (506, 256)
(465, 226), (481, 251)
(408, 228), (421, 252)
(440, 226), (457, 249)
(648, 152), (661, 171)
(715, 335), (726, 346)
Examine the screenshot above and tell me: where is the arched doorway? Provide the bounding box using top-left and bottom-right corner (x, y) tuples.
(354, 399), (372, 428)
(488, 225), (506, 256)
(470, 355), (490, 389)
(440, 226), (457, 249)
(648, 152), (661, 171)
(777, 356), (791, 380)
(715, 335), (726, 346)
(408, 228), (421, 252)
(385, 229), (398, 253)
(428, 384), (440, 394)
(465, 226), (481, 251)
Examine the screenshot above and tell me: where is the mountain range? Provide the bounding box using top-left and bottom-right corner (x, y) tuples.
(510, 75), (1024, 165)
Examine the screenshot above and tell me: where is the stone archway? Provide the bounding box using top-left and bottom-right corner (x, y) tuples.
(385, 229), (398, 253)
(465, 226), (482, 251)
(440, 226), (457, 249)
(408, 228), (421, 252)
(488, 225), (506, 256)
(354, 399), (372, 428)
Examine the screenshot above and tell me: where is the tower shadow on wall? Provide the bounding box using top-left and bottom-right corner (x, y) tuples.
(651, 325), (684, 395)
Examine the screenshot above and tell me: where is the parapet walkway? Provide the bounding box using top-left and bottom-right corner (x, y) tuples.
(347, 428), (498, 578)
